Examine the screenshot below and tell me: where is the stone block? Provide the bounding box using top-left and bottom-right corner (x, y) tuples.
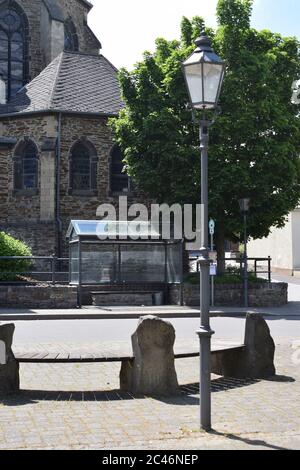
(211, 313), (276, 378)
(120, 316), (180, 396)
(0, 324), (19, 394)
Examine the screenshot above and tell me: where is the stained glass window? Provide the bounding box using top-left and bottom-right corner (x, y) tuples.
(0, 1), (28, 101)
(64, 18), (79, 52)
(70, 141), (97, 191)
(110, 145), (129, 193)
(14, 140), (38, 191)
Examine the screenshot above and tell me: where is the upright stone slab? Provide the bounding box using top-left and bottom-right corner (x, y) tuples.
(243, 312), (276, 378)
(211, 313), (276, 378)
(0, 324), (19, 393)
(120, 316), (180, 396)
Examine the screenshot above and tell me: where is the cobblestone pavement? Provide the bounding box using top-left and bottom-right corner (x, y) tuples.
(0, 338), (299, 450)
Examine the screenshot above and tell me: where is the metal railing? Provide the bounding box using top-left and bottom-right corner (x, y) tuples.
(0, 256), (69, 284)
(191, 256), (272, 283)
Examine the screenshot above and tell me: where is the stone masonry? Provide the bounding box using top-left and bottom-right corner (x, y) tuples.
(169, 282), (288, 308)
(0, 0), (100, 83)
(0, 112), (148, 256)
(0, 1), (149, 257)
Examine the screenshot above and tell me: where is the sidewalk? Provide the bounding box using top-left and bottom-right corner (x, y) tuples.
(0, 303), (300, 321)
(0, 339), (299, 450)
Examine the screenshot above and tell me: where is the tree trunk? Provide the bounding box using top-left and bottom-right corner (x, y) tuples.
(216, 224), (226, 274)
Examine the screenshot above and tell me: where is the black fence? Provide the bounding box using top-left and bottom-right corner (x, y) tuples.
(0, 256), (69, 284)
(190, 256), (272, 283)
(0, 254), (272, 285)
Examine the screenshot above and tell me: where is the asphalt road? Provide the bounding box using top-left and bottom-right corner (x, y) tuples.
(2, 273), (299, 346)
(8, 315), (300, 346)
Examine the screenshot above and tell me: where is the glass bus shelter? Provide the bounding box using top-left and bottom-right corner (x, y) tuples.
(67, 220), (184, 307)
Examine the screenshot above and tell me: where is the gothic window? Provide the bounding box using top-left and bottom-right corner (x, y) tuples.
(64, 18), (79, 52)
(70, 140), (97, 192)
(0, 1), (28, 101)
(110, 145), (130, 193)
(14, 140), (38, 191)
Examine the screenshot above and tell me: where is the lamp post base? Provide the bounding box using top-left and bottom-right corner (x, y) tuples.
(197, 327), (215, 431)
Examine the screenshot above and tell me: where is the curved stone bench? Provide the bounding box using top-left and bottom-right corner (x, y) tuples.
(1, 313), (276, 396)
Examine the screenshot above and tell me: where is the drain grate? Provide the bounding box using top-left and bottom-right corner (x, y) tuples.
(181, 377), (260, 395)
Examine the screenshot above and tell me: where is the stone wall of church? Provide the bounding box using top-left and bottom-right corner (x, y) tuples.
(0, 113), (58, 255)
(0, 113), (58, 223)
(0, 112), (150, 256)
(3, 0), (100, 85)
(59, 114), (148, 219)
(1, 221), (57, 257)
(58, 0), (100, 55)
(59, 114), (112, 222)
(58, 114), (149, 255)
(7, 0), (45, 80)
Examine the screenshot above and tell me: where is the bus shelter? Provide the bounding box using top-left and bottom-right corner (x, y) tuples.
(67, 220), (184, 307)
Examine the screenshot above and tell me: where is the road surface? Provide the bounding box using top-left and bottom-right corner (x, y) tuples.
(6, 315), (300, 346)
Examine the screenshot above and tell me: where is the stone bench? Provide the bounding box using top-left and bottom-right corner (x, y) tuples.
(91, 291), (163, 307)
(0, 324), (19, 393)
(0, 313), (276, 396)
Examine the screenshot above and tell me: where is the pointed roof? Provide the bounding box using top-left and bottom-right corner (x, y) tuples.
(0, 52), (123, 117)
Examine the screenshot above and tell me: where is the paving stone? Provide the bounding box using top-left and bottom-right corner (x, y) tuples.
(0, 339), (299, 449)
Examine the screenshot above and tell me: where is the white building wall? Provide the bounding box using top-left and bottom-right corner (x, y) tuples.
(291, 209), (300, 270)
(247, 214), (294, 273)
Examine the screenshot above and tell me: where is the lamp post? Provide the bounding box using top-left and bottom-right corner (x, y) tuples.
(182, 33), (225, 431)
(239, 198), (250, 308)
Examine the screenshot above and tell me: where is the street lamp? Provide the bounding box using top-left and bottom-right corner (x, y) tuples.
(182, 33), (225, 431)
(239, 198), (250, 308)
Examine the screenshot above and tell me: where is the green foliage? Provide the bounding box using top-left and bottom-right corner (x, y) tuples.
(110, 0), (300, 250)
(185, 270), (267, 285)
(0, 232), (32, 281)
(217, 0), (253, 30)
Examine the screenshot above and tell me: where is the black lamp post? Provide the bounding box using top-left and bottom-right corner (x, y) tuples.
(239, 198), (250, 308)
(182, 33), (225, 431)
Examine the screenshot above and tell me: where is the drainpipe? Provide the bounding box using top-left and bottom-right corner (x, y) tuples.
(0, 74), (6, 104)
(56, 112), (63, 258)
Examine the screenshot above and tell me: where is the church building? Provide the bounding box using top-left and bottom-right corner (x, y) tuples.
(0, 0), (137, 256)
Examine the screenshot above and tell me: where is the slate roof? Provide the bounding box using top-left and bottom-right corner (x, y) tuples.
(0, 52), (123, 116)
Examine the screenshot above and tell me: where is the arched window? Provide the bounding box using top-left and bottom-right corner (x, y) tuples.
(13, 140), (38, 191)
(64, 18), (79, 52)
(70, 140), (97, 192)
(110, 145), (130, 193)
(0, 0), (29, 101)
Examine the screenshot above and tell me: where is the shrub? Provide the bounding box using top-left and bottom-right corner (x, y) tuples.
(0, 232), (32, 281)
(185, 271), (267, 285)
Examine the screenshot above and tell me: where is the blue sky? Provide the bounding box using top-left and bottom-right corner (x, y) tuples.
(88, 0), (300, 69)
(252, 0), (300, 38)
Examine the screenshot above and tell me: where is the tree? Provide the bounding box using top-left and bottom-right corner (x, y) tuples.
(110, 0), (300, 271)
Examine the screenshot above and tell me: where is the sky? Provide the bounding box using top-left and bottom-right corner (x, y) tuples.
(88, 0), (300, 70)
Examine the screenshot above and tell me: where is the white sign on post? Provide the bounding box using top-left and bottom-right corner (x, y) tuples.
(210, 264), (217, 277)
(209, 219), (215, 235)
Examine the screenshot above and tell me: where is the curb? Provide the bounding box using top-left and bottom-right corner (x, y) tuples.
(0, 310), (275, 321)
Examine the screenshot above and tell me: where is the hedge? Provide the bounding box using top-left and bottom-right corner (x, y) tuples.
(0, 232), (32, 281)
